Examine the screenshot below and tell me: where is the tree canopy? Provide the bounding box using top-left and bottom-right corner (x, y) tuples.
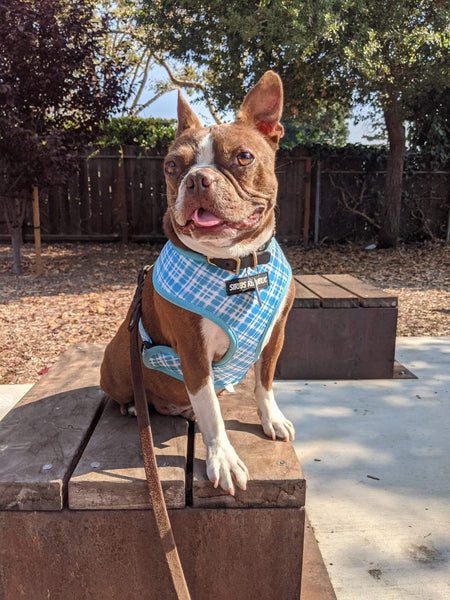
(331, 0), (449, 245)
(140, 0), (352, 120)
(0, 0), (127, 272)
(139, 0), (449, 246)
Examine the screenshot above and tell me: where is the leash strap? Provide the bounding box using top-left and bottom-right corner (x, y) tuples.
(128, 267), (191, 600)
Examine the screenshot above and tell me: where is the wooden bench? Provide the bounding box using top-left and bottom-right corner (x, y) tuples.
(276, 274), (398, 380)
(0, 344), (337, 600)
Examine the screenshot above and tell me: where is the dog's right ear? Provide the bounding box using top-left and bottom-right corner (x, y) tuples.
(176, 90), (203, 137)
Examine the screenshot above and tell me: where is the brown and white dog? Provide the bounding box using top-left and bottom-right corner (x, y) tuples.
(100, 71), (295, 495)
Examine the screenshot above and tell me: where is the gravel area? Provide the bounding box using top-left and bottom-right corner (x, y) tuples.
(1, 240), (449, 384)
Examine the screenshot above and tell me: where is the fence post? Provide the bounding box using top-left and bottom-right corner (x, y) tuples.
(303, 157), (312, 249)
(32, 185), (43, 276)
(117, 146), (129, 242)
(314, 160), (321, 244)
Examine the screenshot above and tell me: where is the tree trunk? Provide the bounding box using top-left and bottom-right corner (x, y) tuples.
(1, 195), (27, 275)
(32, 185), (44, 276)
(379, 98), (406, 248)
(11, 225), (22, 274)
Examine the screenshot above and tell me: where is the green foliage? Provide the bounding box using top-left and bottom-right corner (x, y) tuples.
(139, 1), (352, 126)
(281, 106), (349, 148)
(97, 116), (176, 151)
(408, 88), (450, 169)
(331, 0), (449, 119)
(0, 0), (127, 194)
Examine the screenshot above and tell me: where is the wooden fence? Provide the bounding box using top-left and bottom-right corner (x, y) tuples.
(0, 146), (448, 243)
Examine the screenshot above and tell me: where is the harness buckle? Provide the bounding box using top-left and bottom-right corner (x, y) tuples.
(231, 256), (241, 275)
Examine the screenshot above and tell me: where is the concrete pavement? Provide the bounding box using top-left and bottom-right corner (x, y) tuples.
(276, 337), (450, 600)
(0, 383), (32, 420)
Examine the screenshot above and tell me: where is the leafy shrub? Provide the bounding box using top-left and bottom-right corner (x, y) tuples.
(98, 116), (176, 152)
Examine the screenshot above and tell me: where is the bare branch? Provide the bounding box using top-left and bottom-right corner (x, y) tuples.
(121, 55), (145, 115)
(130, 52), (153, 114)
(328, 173), (381, 230)
(411, 197), (438, 241)
(155, 55), (223, 124)
(135, 86), (178, 114)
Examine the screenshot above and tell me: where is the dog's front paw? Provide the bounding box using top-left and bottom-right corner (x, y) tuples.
(206, 442), (249, 496)
(260, 407), (295, 442)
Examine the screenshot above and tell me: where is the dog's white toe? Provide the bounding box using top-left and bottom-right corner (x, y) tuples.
(261, 414), (295, 442)
(206, 442), (249, 495)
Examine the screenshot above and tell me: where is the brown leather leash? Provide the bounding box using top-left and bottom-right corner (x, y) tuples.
(128, 266), (192, 600)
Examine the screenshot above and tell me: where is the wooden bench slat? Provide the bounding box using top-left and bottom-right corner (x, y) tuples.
(295, 274), (359, 308)
(0, 344), (106, 511)
(192, 371), (305, 508)
(69, 398), (187, 510)
(293, 278), (321, 308)
(323, 274), (398, 308)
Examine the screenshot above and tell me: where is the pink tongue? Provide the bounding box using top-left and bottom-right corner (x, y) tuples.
(192, 208), (223, 227)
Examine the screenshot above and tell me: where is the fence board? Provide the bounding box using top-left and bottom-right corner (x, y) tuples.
(68, 171), (82, 236)
(88, 158), (102, 234)
(275, 149), (307, 241)
(99, 156), (113, 234)
(78, 160), (91, 236)
(1, 147), (448, 243)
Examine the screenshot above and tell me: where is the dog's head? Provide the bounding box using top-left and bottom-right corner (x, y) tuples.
(163, 71), (284, 258)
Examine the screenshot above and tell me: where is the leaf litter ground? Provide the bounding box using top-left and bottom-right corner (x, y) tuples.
(0, 241), (449, 384)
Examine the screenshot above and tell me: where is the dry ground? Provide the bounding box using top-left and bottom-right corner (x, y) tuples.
(1, 240), (449, 384)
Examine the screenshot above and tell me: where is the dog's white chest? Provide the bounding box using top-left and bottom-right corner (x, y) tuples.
(201, 317), (230, 363)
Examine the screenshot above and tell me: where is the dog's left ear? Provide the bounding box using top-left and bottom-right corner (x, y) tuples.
(176, 89), (203, 137)
(237, 71), (284, 146)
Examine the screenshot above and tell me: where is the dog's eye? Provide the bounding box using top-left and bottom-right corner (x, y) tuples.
(236, 151), (254, 166)
(165, 160), (177, 175)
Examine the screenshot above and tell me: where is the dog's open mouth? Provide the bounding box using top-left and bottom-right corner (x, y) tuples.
(181, 207), (264, 233)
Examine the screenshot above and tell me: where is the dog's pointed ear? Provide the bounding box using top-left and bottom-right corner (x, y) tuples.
(176, 89), (203, 137)
(237, 71), (284, 146)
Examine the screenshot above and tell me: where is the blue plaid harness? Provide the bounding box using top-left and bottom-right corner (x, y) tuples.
(139, 238), (292, 390)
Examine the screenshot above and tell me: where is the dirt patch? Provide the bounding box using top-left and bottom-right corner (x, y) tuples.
(408, 543), (447, 567)
(0, 240), (449, 384)
(368, 568), (382, 580)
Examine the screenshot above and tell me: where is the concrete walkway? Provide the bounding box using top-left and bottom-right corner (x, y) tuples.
(275, 337), (450, 600)
(0, 384), (32, 420)
(1, 336), (449, 599)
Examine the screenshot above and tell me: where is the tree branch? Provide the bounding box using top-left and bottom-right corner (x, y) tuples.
(154, 55), (223, 124)
(135, 86), (178, 113)
(328, 173), (381, 230)
(130, 52), (153, 114)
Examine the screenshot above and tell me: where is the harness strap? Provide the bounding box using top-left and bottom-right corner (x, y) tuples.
(128, 267), (191, 600)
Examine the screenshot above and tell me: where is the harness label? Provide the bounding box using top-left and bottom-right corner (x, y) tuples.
(225, 272), (270, 296)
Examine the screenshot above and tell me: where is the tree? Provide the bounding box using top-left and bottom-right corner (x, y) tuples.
(139, 0), (352, 126)
(140, 0), (449, 247)
(330, 0), (449, 246)
(0, 0), (127, 273)
(97, 0), (223, 122)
